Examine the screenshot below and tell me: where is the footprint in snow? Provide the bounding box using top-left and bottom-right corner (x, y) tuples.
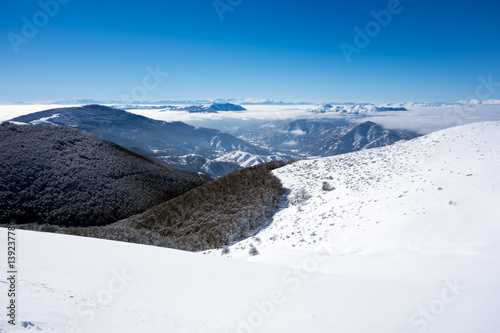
(21, 321), (42, 330)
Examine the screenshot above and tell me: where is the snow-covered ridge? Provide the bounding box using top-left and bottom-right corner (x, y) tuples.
(307, 104), (408, 114)
(213, 150), (287, 169)
(29, 112), (61, 125)
(7, 98), (500, 107)
(457, 99), (500, 105)
(220, 121), (500, 259)
(165, 103), (247, 113)
(107, 103), (248, 112)
(307, 104), (375, 114)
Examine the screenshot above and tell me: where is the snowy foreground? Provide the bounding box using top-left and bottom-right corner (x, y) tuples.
(2, 122), (500, 332)
(1, 231), (499, 333)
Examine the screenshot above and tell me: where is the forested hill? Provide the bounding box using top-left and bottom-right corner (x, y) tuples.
(15, 161), (287, 251)
(0, 122), (206, 227)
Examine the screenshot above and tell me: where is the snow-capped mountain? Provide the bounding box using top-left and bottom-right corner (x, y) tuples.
(52, 99), (104, 105)
(47, 98), (313, 106)
(161, 151), (289, 177)
(380, 100), (500, 108)
(9, 98), (500, 109)
(165, 103), (246, 113)
(232, 119), (418, 157)
(307, 103), (376, 114)
(307, 104), (409, 114)
(213, 151), (284, 169)
(374, 106), (408, 111)
(218, 121), (500, 259)
(457, 99), (500, 105)
(9, 105), (420, 177)
(9, 105), (273, 177)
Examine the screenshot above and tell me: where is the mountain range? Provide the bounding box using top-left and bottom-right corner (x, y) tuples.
(306, 104), (408, 114)
(10, 105), (416, 177)
(231, 118), (417, 157)
(111, 103), (246, 112)
(165, 103), (247, 113)
(10, 105), (284, 177)
(5, 98), (500, 106)
(44, 98), (312, 105)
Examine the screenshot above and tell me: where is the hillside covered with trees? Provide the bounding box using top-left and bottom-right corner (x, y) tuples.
(0, 122), (206, 226)
(16, 161), (287, 251)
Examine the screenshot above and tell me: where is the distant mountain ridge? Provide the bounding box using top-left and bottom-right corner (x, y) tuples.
(231, 119), (418, 157)
(4, 98), (500, 106)
(47, 98), (313, 105)
(115, 103), (247, 113)
(10, 105), (419, 176)
(307, 104), (408, 114)
(166, 103), (246, 113)
(9, 105), (282, 177)
(307, 104), (374, 114)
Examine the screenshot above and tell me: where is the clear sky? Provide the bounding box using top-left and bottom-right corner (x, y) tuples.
(1, 0), (499, 103)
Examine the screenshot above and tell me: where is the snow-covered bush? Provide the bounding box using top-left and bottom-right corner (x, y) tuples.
(290, 187), (309, 205)
(249, 244), (259, 256)
(322, 181), (332, 191)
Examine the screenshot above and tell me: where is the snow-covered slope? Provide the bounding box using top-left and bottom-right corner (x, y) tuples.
(220, 121), (500, 259)
(2, 229), (500, 333)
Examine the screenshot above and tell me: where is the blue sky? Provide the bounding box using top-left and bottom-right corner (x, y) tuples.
(1, 0), (499, 103)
